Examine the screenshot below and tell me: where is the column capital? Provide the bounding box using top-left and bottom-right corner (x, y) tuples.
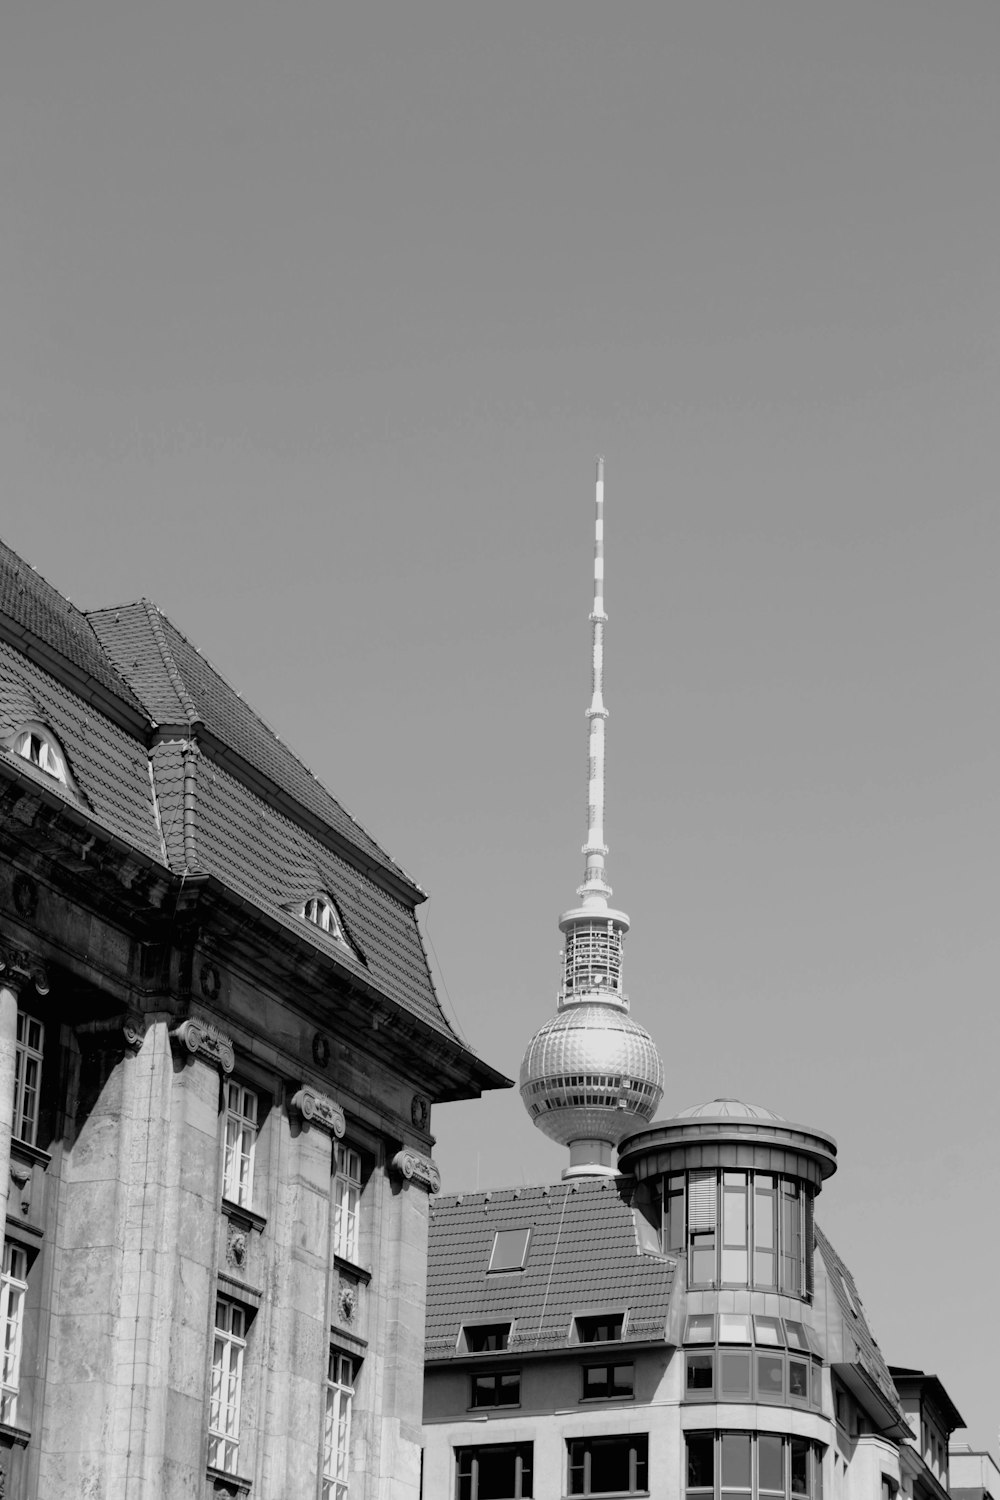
(289, 1086), (345, 1138)
(76, 1014), (147, 1054)
(0, 943), (50, 1000)
(390, 1147), (441, 1194)
(169, 1017), (235, 1074)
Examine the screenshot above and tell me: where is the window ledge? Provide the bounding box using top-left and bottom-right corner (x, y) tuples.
(0, 1421), (30, 1448)
(579, 1396), (636, 1405)
(333, 1253), (372, 1285)
(10, 1140), (51, 1171)
(207, 1464), (252, 1495)
(221, 1199), (267, 1235)
(217, 1271), (263, 1309)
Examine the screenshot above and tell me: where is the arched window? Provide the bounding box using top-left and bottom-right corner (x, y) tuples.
(302, 895), (351, 951)
(13, 727), (68, 785)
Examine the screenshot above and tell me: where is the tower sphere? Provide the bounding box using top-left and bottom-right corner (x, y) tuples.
(519, 1003), (664, 1150)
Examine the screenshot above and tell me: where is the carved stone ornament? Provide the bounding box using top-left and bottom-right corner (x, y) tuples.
(0, 943), (49, 998)
(226, 1226), (248, 1271)
(12, 873), (37, 921)
(337, 1279), (357, 1324)
(390, 1148), (441, 1194)
(169, 1018), (235, 1075)
(311, 1031), (331, 1069)
(410, 1093), (430, 1131)
(290, 1086), (345, 1138)
(199, 962), (221, 1001)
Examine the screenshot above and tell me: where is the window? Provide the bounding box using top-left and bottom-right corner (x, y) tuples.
(575, 1313), (625, 1344)
(488, 1227), (531, 1272)
(583, 1362), (634, 1400)
(0, 1243), (27, 1425)
(304, 895), (351, 948)
(674, 1169), (812, 1294)
(14, 1012), (44, 1146)
(323, 1350), (355, 1500)
(222, 1084), (258, 1208)
(686, 1433), (823, 1500)
(463, 1323), (511, 1353)
(684, 1320), (820, 1408)
(568, 1434), (648, 1495)
(13, 728), (67, 784)
(333, 1143), (362, 1262)
(471, 1370), (520, 1408)
(208, 1298), (247, 1475)
(457, 1442), (533, 1499)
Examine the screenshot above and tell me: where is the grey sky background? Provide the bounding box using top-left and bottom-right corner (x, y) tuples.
(4, 2), (997, 1451)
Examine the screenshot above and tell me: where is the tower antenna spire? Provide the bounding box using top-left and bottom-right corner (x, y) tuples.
(580, 455), (611, 907)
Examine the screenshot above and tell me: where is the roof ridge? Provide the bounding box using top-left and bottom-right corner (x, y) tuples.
(141, 600), (200, 727)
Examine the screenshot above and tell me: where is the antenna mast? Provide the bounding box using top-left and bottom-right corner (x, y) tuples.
(580, 455), (611, 907)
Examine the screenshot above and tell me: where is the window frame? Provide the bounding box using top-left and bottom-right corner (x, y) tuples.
(456, 1441), (533, 1500)
(568, 1432), (649, 1496)
(573, 1311), (627, 1344)
(221, 1082), (258, 1209)
(470, 1368), (521, 1409)
(462, 1322), (512, 1354)
(0, 1242), (28, 1426)
(323, 1348), (356, 1500)
(686, 1432), (824, 1500)
(675, 1168), (812, 1295)
(582, 1361), (635, 1401)
(333, 1142), (364, 1264)
(12, 726), (68, 785)
(208, 1296), (248, 1477)
(488, 1226), (531, 1273)
(13, 1011), (44, 1148)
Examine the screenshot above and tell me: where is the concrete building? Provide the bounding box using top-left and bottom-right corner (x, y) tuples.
(422, 464), (975, 1500)
(0, 537), (506, 1499)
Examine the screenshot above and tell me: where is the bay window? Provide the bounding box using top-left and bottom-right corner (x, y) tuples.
(687, 1433), (823, 1500)
(664, 1169), (813, 1294)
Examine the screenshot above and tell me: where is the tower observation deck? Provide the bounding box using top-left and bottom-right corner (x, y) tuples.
(519, 460), (664, 1177)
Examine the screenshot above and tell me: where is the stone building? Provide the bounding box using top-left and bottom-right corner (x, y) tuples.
(422, 464), (973, 1500)
(0, 536), (506, 1498)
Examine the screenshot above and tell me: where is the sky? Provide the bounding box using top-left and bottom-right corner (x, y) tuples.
(3, 0), (998, 1454)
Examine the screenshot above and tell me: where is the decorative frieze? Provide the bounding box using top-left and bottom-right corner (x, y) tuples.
(169, 1018), (235, 1075)
(289, 1086), (345, 1138)
(0, 943), (49, 999)
(390, 1147), (441, 1194)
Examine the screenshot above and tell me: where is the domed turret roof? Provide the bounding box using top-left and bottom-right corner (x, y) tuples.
(674, 1096), (785, 1121)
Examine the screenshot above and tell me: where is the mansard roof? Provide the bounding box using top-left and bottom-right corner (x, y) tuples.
(425, 1179), (678, 1361)
(815, 1224), (909, 1433)
(0, 537), (503, 1076)
(87, 601), (412, 891)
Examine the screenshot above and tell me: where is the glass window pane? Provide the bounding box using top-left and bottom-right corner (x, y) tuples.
(687, 1352), (713, 1392)
(789, 1359), (810, 1400)
(721, 1433), (752, 1490)
(791, 1439), (810, 1497)
(684, 1314), (715, 1344)
(758, 1435), (784, 1494)
(687, 1434), (714, 1490)
(757, 1353), (784, 1400)
(784, 1320), (808, 1350)
(721, 1249), (748, 1282)
(718, 1313), (751, 1343)
(720, 1351), (751, 1398)
(753, 1315), (783, 1345)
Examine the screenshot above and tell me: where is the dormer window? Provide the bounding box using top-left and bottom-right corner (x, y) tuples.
(301, 895), (351, 951)
(13, 728), (67, 785)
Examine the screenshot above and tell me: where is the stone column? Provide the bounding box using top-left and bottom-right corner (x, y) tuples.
(0, 943), (50, 1229)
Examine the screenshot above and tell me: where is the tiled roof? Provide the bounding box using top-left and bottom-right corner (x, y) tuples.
(0, 539), (146, 713)
(426, 1180), (677, 1359)
(88, 603), (412, 888)
(0, 640), (165, 864)
(186, 755), (456, 1033)
(815, 1224), (905, 1421)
